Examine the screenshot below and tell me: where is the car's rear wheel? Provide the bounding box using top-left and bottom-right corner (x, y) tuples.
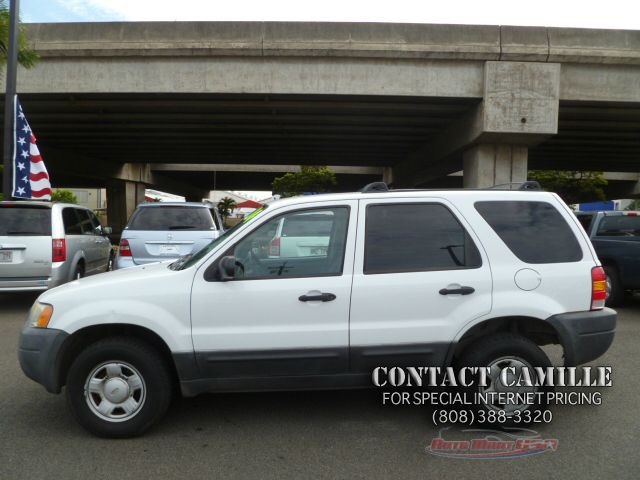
(74, 264), (84, 280)
(106, 252), (114, 272)
(66, 337), (172, 438)
(457, 333), (552, 423)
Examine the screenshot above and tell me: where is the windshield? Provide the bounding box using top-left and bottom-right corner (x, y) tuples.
(177, 206), (268, 270)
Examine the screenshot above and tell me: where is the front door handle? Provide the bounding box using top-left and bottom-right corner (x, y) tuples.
(439, 286), (475, 295)
(299, 293), (336, 302)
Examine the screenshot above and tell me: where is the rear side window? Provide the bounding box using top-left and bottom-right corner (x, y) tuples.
(127, 206), (215, 231)
(475, 201), (583, 264)
(596, 215), (640, 237)
(364, 203), (482, 274)
(62, 208), (83, 235)
(0, 206), (51, 236)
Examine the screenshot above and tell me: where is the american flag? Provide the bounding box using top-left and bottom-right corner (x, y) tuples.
(12, 98), (51, 200)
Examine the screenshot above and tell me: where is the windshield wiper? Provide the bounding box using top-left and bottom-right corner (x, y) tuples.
(6, 231), (44, 235)
(169, 254), (193, 270)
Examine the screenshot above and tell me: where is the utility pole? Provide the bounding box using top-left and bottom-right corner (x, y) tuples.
(2, 0), (20, 199)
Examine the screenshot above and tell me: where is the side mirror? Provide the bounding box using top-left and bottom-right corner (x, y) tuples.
(218, 255), (236, 281)
(102, 226), (113, 235)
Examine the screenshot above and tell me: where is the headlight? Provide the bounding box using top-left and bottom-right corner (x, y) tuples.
(29, 302), (54, 328)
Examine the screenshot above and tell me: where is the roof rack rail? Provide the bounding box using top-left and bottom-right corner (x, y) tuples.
(488, 181), (542, 191)
(359, 182), (389, 193)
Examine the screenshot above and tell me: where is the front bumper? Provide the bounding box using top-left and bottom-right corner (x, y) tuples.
(18, 325), (68, 393)
(547, 308), (616, 366)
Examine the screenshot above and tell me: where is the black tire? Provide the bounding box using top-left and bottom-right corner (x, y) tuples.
(74, 263), (84, 280)
(106, 252), (114, 272)
(457, 333), (552, 423)
(66, 337), (173, 438)
(604, 265), (624, 307)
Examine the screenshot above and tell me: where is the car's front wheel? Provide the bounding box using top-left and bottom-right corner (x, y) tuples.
(66, 337), (172, 438)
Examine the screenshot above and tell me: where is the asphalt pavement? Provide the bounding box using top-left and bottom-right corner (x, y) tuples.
(0, 291), (638, 479)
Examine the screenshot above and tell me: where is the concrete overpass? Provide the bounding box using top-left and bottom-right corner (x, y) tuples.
(1, 22), (639, 230)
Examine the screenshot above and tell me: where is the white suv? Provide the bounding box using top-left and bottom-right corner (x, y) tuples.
(19, 184), (616, 437)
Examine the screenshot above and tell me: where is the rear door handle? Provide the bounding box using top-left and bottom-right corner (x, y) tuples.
(299, 293), (336, 302)
(439, 286), (475, 295)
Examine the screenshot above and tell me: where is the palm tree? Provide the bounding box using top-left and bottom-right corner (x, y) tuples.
(0, 1), (39, 70)
(217, 197), (237, 224)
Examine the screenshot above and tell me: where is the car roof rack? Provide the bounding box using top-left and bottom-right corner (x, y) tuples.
(358, 180), (542, 193)
(359, 182), (389, 193)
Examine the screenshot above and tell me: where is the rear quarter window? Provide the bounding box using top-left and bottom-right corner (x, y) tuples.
(475, 200), (583, 264)
(0, 206), (51, 236)
(127, 206), (215, 231)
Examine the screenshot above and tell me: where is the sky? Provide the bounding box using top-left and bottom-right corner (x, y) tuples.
(19, 0), (640, 29)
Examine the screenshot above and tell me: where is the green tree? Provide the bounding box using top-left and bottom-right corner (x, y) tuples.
(217, 197), (237, 221)
(528, 170), (608, 205)
(272, 166), (337, 198)
(51, 189), (78, 204)
(0, 1), (39, 70)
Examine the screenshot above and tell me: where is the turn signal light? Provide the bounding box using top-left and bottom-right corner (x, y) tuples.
(591, 266), (607, 310)
(119, 239), (132, 257)
(30, 303), (54, 328)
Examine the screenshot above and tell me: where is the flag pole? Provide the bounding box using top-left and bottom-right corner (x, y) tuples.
(3, 0), (20, 199)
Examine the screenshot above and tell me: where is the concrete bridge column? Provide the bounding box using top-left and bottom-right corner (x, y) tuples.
(106, 180), (146, 235)
(462, 144), (528, 188)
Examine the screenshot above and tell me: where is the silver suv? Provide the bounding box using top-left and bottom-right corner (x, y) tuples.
(114, 202), (224, 270)
(0, 201), (113, 292)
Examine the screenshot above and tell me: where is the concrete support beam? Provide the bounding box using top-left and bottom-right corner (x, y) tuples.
(462, 144), (528, 188)
(146, 171), (209, 201)
(150, 163), (384, 175)
(39, 148), (208, 201)
(106, 180), (146, 235)
(394, 61), (560, 187)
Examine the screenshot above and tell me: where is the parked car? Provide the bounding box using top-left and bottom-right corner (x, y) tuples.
(0, 201), (112, 292)
(575, 210), (640, 306)
(19, 184), (616, 437)
(114, 202), (224, 270)
(267, 211), (332, 258)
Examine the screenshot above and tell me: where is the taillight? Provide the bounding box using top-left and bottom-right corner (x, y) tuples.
(119, 239), (132, 257)
(269, 236), (281, 257)
(591, 266), (607, 310)
(52, 239), (66, 262)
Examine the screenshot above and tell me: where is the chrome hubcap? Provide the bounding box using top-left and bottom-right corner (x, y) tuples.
(479, 356), (537, 415)
(84, 361), (146, 422)
(606, 275), (612, 299)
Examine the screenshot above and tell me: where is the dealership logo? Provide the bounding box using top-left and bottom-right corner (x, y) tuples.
(426, 427), (558, 459)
